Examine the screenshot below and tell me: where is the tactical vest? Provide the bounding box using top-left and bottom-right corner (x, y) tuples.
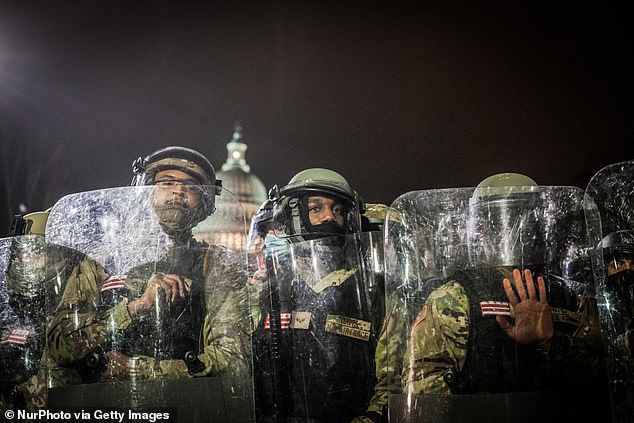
(447, 268), (549, 394)
(99, 241), (207, 362)
(256, 263), (382, 423)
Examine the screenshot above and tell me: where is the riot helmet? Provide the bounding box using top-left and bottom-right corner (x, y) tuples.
(5, 210), (50, 299)
(600, 230), (634, 278)
(131, 146), (222, 235)
(8, 209), (50, 237)
(132, 146), (221, 215)
(248, 200), (274, 252)
(268, 168), (364, 242)
(23, 210), (49, 236)
(467, 173), (544, 268)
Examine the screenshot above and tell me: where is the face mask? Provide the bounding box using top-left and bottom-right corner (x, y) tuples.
(153, 203), (198, 237)
(263, 234), (288, 259)
(605, 270), (634, 331)
(310, 221), (346, 235)
(606, 269), (634, 290)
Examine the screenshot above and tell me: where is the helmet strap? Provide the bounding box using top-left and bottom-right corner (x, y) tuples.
(289, 197), (302, 237)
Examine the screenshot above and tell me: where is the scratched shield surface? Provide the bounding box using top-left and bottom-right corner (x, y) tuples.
(384, 185), (603, 422)
(44, 185), (254, 422)
(586, 159), (634, 423)
(253, 230), (384, 423)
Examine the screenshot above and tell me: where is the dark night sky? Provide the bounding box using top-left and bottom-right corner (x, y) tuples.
(0, 1), (632, 234)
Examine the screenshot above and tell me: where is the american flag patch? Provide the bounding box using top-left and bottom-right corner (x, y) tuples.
(480, 301), (512, 317)
(2, 329), (30, 345)
(101, 274), (128, 292)
(264, 312), (292, 330)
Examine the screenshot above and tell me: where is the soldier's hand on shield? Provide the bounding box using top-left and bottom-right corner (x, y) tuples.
(497, 268), (554, 346)
(127, 273), (191, 317)
(100, 350), (131, 382)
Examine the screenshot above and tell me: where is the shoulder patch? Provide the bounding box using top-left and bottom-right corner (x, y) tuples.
(100, 274), (128, 292)
(479, 301), (512, 317)
(2, 328), (30, 345)
(263, 312), (292, 330)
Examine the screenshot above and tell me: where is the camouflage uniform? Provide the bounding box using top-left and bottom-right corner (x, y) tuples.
(47, 241), (250, 381)
(353, 272), (601, 423)
(0, 236), (54, 412)
(351, 292), (407, 423)
(403, 267), (603, 395)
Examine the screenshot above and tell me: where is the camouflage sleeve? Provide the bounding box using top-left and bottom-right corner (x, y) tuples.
(361, 292), (408, 421)
(46, 257), (131, 365)
(402, 281), (469, 395)
(197, 285), (250, 376)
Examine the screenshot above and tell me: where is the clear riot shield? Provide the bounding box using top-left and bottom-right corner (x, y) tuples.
(586, 159), (634, 423)
(0, 234), (67, 410)
(252, 231), (384, 423)
(385, 186), (608, 423)
(44, 185), (254, 422)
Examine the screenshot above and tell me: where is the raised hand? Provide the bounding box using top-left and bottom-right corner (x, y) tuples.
(496, 268), (554, 346)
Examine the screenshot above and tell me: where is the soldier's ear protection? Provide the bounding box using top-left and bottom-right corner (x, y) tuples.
(131, 156), (149, 186)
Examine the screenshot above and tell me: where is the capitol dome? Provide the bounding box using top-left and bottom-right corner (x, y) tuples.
(217, 125), (267, 208)
(193, 125), (267, 250)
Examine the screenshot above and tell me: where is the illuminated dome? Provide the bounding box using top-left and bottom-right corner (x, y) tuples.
(217, 124), (267, 207)
(194, 124), (267, 250)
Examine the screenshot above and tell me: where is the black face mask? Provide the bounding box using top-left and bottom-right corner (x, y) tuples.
(605, 270), (634, 332)
(310, 221), (346, 235)
(606, 269), (634, 291)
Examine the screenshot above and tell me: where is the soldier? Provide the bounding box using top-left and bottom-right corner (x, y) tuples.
(599, 230), (634, 336)
(46, 146), (250, 383)
(385, 173), (607, 422)
(586, 159), (634, 423)
(254, 168), (384, 423)
(0, 210), (70, 411)
(598, 230), (634, 422)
